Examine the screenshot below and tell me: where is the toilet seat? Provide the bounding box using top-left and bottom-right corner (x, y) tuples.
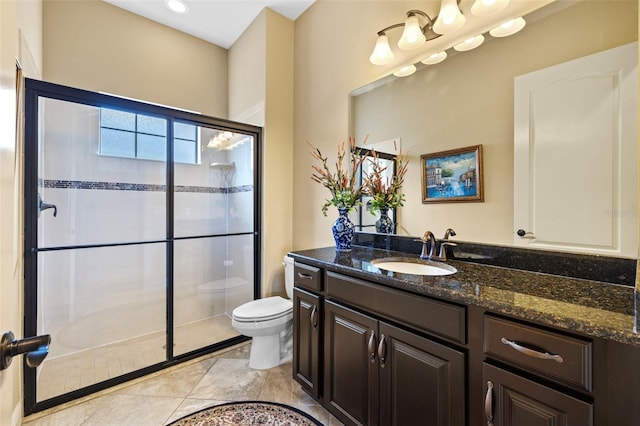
(232, 297), (292, 322)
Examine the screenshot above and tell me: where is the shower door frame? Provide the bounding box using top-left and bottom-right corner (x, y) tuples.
(23, 78), (263, 415)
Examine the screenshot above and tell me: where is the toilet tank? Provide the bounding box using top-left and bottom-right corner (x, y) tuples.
(283, 255), (295, 299)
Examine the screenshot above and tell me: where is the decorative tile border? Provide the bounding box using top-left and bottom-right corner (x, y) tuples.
(41, 179), (252, 194)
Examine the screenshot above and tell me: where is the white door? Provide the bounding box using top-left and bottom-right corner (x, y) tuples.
(514, 42), (638, 257)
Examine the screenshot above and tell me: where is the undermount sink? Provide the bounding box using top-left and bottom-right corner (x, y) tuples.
(370, 258), (457, 276)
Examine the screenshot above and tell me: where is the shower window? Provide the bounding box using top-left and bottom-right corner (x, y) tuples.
(99, 108), (199, 164)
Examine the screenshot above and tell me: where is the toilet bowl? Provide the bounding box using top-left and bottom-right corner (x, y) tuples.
(231, 255), (294, 369)
(197, 245), (254, 314)
(197, 277), (251, 315)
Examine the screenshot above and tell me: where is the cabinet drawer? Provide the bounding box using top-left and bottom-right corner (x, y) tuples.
(294, 263), (322, 292)
(484, 315), (592, 391)
(326, 271), (466, 344)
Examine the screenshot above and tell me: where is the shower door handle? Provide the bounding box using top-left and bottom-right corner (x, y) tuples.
(38, 194), (57, 218)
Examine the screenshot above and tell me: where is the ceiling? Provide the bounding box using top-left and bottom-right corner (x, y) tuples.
(102, 0), (316, 49)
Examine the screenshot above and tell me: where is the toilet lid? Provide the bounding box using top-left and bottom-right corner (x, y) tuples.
(232, 297), (293, 321)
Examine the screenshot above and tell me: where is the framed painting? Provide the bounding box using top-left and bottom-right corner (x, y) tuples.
(421, 144), (484, 203)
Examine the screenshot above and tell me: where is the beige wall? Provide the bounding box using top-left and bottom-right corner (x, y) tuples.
(43, 0), (228, 117)
(229, 9), (294, 296)
(1, 0), (42, 423)
(264, 10), (294, 296)
(0, 1), (21, 422)
(352, 0), (638, 245)
(292, 0), (639, 250)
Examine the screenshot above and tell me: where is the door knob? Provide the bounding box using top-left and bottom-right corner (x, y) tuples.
(516, 229), (534, 238)
(0, 331), (51, 370)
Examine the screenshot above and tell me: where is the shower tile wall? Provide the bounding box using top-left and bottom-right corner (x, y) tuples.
(36, 98), (255, 401)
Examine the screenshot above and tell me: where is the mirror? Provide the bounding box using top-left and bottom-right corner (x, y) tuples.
(354, 148), (398, 233)
(350, 0), (638, 255)
(352, 138), (403, 234)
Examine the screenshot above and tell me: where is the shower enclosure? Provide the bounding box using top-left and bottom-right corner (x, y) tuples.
(23, 79), (262, 414)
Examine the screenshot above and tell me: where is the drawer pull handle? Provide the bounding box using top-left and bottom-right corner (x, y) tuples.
(501, 337), (564, 363)
(310, 305), (318, 328)
(377, 334), (387, 368)
(297, 272), (313, 280)
(485, 381), (494, 426)
(368, 330), (377, 362)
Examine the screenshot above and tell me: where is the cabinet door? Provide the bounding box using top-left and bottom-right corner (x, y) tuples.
(483, 363), (593, 426)
(324, 300), (378, 426)
(379, 322), (465, 426)
(293, 288), (322, 399)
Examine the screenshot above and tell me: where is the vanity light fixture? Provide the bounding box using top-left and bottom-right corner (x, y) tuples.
(166, 0), (189, 14)
(433, 0), (466, 35)
(453, 34), (485, 52)
(369, 1), (464, 66)
(421, 51), (448, 65)
(470, 0), (510, 17)
(393, 64), (417, 77)
(489, 17), (526, 37)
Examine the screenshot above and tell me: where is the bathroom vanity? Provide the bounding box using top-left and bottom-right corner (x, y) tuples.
(289, 242), (640, 426)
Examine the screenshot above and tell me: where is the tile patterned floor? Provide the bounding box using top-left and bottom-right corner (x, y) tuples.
(38, 315), (239, 401)
(23, 342), (344, 426)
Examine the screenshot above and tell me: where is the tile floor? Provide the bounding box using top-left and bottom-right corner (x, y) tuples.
(38, 316), (239, 401)
(23, 342), (344, 426)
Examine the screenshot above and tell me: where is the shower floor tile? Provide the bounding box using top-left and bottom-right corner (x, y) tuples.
(36, 315), (237, 401)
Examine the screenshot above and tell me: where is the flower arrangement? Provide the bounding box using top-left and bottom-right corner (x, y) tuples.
(308, 136), (369, 216)
(362, 142), (409, 214)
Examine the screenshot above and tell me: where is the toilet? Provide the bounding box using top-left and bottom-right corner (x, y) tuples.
(197, 277), (251, 315)
(197, 245), (254, 314)
(232, 255), (294, 370)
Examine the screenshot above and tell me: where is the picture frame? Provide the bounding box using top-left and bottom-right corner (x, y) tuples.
(421, 144), (484, 203)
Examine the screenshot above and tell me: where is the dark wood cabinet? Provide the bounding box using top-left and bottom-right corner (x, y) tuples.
(293, 287), (322, 399)
(324, 300), (378, 426)
(378, 322), (465, 426)
(483, 363), (593, 426)
(291, 257), (640, 426)
(323, 300), (465, 426)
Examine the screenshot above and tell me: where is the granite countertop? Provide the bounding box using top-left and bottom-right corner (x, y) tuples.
(288, 246), (640, 347)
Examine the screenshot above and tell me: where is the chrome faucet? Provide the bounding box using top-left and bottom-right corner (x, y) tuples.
(443, 228), (456, 240)
(415, 229), (458, 261)
(415, 231), (437, 260)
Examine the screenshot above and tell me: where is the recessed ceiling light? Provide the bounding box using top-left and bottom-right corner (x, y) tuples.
(166, 0), (189, 14)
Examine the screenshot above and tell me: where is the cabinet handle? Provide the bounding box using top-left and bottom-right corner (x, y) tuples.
(297, 272), (313, 280)
(500, 337), (564, 363)
(485, 381), (494, 426)
(377, 334), (387, 368)
(310, 305), (318, 328)
(368, 330), (377, 362)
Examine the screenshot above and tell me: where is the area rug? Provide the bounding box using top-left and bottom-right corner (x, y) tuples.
(168, 401), (323, 426)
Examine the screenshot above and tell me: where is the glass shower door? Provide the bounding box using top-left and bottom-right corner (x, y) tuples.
(24, 78), (262, 414)
(173, 126), (256, 356)
(29, 96), (168, 403)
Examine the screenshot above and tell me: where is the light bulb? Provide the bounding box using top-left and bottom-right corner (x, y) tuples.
(433, 0), (466, 35)
(398, 14), (426, 50)
(369, 34), (395, 65)
(489, 17), (526, 37)
(421, 51), (448, 65)
(166, 0), (189, 14)
(453, 35), (485, 52)
(393, 64), (417, 77)
(471, 0), (509, 16)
